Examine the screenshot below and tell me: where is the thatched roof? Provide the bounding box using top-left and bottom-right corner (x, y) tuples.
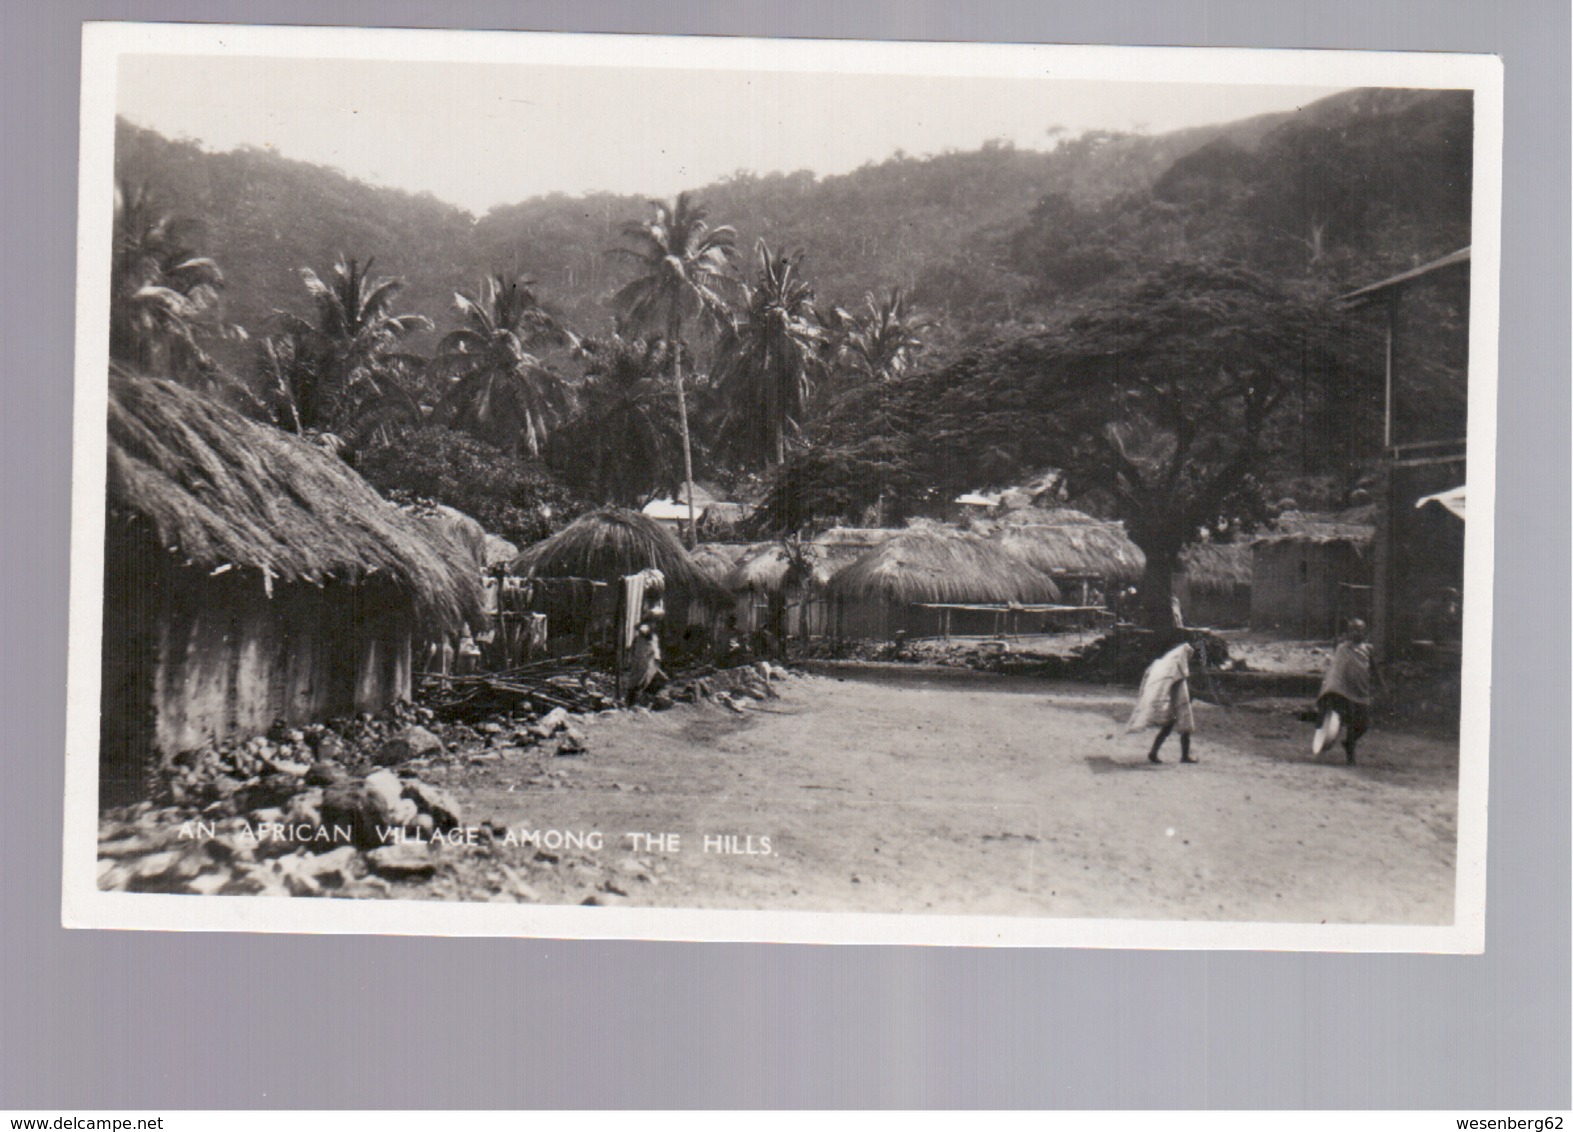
(726, 530), (901, 594)
(483, 533), (519, 568)
(510, 508), (729, 604)
(107, 372), (482, 629)
(400, 501), (487, 570)
(1253, 507), (1375, 548)
(689, 542), (749, 584)
(980, 507), (1145, 582)
(825, 527), (1061, 606)
(1177, 541), (1253, 593)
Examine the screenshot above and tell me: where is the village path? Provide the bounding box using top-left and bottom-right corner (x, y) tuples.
(447, 670), (1460, 925)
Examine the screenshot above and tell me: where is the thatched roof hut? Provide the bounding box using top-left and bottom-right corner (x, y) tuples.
(108, 373), (481, 629)
(510, 508), (728, 606)
(483, 533), (519, 568)
(1249, 509), (1375, 637)
(826, 527), (1062, 606)
(1251, 507), (1376, 549)
(1177, 541), (1253, 594)
(823, 526), (1062, 640)
(102, 372), (483, 801)
(689, 542), (749, 585)
(981, 507), (1145, 584)
(725, 529), (898, 594)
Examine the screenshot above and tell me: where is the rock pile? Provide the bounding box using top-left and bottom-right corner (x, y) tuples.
(97, 695), (599, 899)
(668, 662), (791, 713)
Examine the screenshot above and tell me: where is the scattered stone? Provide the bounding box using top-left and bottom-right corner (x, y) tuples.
(299, 845), (359, 888)
(389, 798), (419, 826)
(403, 780), (464, 829)
(264, 755), (310, 777)
(322, 782), (394, 848)
(241, 773), (300, 812)
(479, 721), (504, 735)
(204, 775), (242, 802)
(362, 769), (405, 809)
(311, 733), (346, 762)
(185, 872), (232, 896)
(366, 842), (437, 879)
(273, 792), (320, 837)
(555, 732), (587, 757)
(373, 725), (444, 766)
(304, 760), (346, 786)
(99, 835), (161, 858)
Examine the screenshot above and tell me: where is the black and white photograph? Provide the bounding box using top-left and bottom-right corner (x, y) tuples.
(63, 24), (1500, 949)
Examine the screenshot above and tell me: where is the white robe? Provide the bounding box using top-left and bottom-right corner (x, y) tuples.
(1127, 643), (1196, 733)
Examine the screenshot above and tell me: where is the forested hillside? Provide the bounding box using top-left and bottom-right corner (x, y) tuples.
(110, 85), (1473, 608)
(113, 95), (1323, 344)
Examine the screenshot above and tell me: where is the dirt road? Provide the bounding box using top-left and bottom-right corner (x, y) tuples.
(439, 668), (1459, 924)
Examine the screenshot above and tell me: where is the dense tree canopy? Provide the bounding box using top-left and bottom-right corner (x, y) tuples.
(357, 426), (584, 546)
(270, 256), (433, 444)
(110, 180), (238, 390)
(710, 241), (822, 469)
(114, 85), (1471, 575)
(430, 273), (576, 459)
(550, 336), (686, 509)
(611, 192), (739, 543)
(914, 260), (1358, 625)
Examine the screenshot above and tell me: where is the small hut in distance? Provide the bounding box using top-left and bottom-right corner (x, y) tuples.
(102, 374), (482, 803)
(1250, 507), (1376, 637)
(722, 529), (897, 639)
(1173, 541), (1253, 628)
(824, 525), (1061, 640)
(509, 508), (730, 658)
(978, 507), (1143, 608)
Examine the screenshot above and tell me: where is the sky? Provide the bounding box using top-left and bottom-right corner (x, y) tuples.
(117, 54), (1346, 216)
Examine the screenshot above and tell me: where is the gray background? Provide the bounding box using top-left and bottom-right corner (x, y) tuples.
(1, 0), (1566, 1109)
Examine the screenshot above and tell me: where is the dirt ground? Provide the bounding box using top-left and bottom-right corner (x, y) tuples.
(424, 668), (1459, 924)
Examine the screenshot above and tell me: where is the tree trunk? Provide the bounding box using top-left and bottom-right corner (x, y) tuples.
(1138, 543), (1182, 631)
(671, 335), (698, 548)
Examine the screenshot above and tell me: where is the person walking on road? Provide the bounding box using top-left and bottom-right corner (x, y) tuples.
(1128, 641), (1198, 764)
(1313, 618), (1378, 765)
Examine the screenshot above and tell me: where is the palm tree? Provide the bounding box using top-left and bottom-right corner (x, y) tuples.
(712, 240), (822, 468)
(842, 287), (931, 383)
(110, 180), (237, 381)
(429, 273), (576, 459)
(273, 256), (432, 441)
(610, 192), (737, 544)
(551, 335), (684, 508)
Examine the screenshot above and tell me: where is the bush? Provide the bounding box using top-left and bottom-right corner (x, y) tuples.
(358, 427), (585, 545)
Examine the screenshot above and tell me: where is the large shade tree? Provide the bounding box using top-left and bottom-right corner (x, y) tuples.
(711, 240), (822, 469)
(915, 259), (1356, 628)
(271, 256), (432, 444)
(429, 273), (577, 459)
(610, 192), (737, 544)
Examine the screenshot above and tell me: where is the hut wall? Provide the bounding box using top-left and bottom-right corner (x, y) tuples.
(101, 556), (415, 803)
(1249, 541), (1371, 638)
(1173, 575), (1251, 628)
(831, 596), (960, 640)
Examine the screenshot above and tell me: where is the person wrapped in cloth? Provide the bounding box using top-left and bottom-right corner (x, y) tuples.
(1312, 619), (1377, 764)
(1127, 641), (1198, 764)
(625, 620), (668, 706)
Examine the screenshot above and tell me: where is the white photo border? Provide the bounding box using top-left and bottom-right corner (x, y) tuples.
(63, 21), (1503, 951)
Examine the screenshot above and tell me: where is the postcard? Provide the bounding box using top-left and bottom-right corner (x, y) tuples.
(64, 22), (1501, 949)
